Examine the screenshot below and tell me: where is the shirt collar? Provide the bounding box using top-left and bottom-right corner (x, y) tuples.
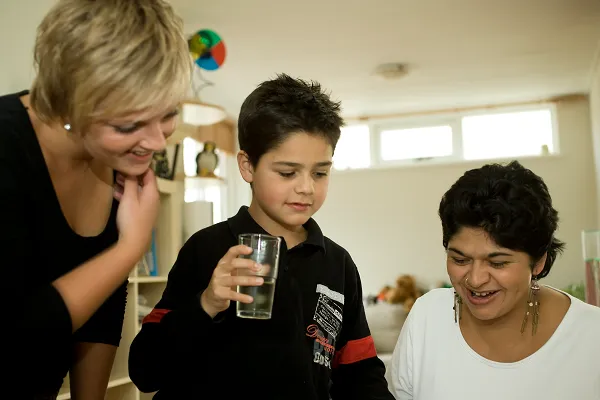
(227, 206), (326, 253)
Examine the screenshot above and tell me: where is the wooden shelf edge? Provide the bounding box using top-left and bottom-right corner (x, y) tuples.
(130, 276), (168, 283)
(57, 377), (132, 399)
(107, 376), (132, 388)
(156, 177), (180, 194)
(183, 174), (226, 183)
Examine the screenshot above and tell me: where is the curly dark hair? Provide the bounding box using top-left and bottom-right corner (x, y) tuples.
(438, 160), (565, 279)
(238, 73), (344, 166)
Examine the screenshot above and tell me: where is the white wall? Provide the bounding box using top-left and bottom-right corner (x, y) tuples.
(0, 1), (58, 94)
(4, 1), (597, 297)
(316, 98), (597, 295)
(590, 48), (600, 225)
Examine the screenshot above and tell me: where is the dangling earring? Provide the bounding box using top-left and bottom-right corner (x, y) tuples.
(64, 123), (71, 132)
(520, 277), (540, 336)
(453, 291), (462, 323)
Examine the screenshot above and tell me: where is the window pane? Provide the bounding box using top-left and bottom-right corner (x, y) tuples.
(333, 125), (371, 170)
(462, 109), (554, 160)
(380, 125), (453, 161)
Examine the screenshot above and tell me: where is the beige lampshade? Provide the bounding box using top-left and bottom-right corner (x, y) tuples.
(181, 100), (228, 126)
(169, 115), (236, 154)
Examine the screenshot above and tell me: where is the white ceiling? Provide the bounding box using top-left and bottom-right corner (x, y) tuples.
(172, 0), (600, 119)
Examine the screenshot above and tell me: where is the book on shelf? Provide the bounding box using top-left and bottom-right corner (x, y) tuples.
(137, 229), (158, 277)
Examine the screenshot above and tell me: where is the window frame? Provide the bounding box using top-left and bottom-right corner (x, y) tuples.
(372, 115), (462, 167)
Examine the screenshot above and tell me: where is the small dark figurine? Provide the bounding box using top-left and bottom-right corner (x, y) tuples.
(195, 141), (219, 177)
(151, 144), (180, 180)
(153, 149), (171, 179)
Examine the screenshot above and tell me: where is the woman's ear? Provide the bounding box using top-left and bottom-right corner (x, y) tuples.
(237, 151), (254, 184)
(533, 253), (547, 277)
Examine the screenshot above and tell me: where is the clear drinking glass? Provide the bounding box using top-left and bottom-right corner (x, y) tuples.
(236, 233), (282, 319)
(582, 230), (600, 306)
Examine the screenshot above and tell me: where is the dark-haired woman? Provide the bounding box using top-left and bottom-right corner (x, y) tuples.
(389, 161), (600, 400)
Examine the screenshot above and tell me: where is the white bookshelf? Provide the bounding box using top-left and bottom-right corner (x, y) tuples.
(57, 177), (184, 400)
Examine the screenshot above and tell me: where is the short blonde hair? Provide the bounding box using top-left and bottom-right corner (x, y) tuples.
(30, 0), (193, 132)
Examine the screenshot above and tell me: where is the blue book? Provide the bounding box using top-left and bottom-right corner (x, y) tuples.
(149, 230), (158, 276)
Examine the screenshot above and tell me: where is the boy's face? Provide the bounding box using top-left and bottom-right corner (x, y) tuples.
(239, 132), (333, 231)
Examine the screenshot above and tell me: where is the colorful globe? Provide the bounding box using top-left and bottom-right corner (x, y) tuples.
(188, 29), (226, 71)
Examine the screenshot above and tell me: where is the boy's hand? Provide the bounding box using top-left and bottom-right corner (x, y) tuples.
(200, 244), (263, 318)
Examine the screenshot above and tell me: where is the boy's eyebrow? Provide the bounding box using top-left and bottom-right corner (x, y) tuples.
(487, 251), (513, 258)
(272, 161), (333, 168)
(315, 161), (333, 167)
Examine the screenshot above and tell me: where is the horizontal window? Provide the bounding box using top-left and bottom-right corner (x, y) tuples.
(379, 125), (454, 162)
(328, 106), (558, 173)
(461, 109), (555, 160)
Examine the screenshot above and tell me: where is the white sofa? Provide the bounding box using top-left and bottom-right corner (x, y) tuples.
(364, 302), (408, 392)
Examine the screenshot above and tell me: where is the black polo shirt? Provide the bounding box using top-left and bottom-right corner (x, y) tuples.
(129, 206), (393, 399)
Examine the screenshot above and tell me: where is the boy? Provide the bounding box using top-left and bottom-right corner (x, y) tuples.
(129, 74), (394, 399)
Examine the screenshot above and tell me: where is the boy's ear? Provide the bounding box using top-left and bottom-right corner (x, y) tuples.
(237, 151), (254, 184)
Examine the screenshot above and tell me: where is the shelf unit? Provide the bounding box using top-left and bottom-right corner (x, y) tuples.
(57, 177), (184, 400)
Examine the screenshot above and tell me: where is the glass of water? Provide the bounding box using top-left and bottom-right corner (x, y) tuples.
(582, 230), (600, 306)
(236, 233), (282, 319)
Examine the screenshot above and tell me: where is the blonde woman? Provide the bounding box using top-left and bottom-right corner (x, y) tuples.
(1, 0), (192, 398)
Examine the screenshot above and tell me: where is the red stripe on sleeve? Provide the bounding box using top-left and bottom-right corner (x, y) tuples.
(142, 308), (171, 324)
(333, 335), (377, 367)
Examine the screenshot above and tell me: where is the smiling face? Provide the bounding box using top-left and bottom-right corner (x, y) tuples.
(446, 227), (546, 322)
(81, 106), (179, 176)
(238, 132), (333, 233)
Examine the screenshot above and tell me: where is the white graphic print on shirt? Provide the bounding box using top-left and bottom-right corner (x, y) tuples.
(306, 284), (344, 369)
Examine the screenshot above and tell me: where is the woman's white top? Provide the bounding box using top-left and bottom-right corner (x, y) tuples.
(389, 288), (600, 400)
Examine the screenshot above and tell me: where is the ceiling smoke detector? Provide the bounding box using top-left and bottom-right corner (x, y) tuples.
(373, 63), (409, 80)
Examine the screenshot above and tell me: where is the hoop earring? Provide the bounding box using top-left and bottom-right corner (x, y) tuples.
(520, 277), (541, 336)
(453, 291), (462, 323)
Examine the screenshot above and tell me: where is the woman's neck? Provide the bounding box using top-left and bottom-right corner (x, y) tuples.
(22, 94), (92, 168)
(459, 286), (571, 362)
(22, 94), (113, 189)
(462, 295), (530, 344)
